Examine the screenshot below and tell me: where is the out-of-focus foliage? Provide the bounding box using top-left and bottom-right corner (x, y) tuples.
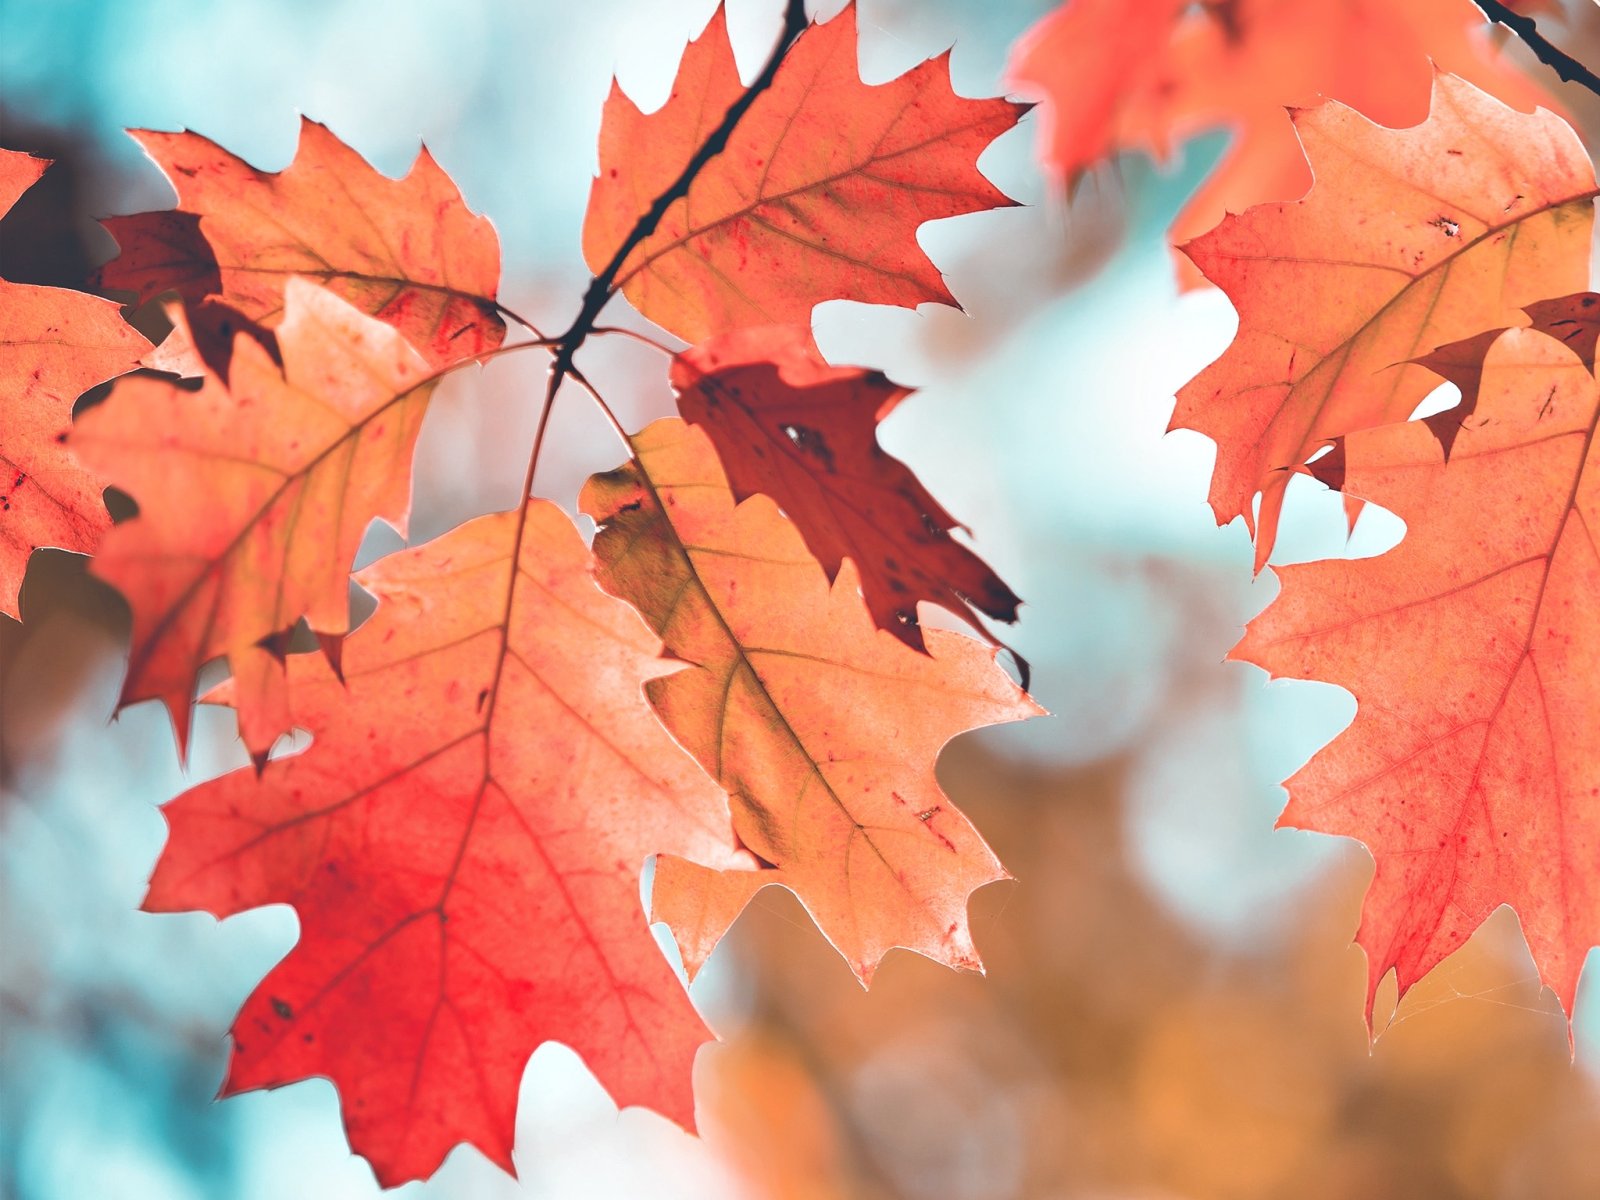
(703, 734), (1600, 1200)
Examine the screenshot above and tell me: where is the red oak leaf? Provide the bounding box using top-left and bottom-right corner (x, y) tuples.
(1007, 0), (1562, 287)
(583, 2), (1027, 343)
(672, 324), (1020, 653)
(0, 149), (151, 617)
(71, 280), (435, 757)
(1173, 72), (1594, 569)
(146, 500), (743, 1186)
(582, 418), (1042, 983)
(1233, 324), (1600, 1022)
(94, 118), (504, 367)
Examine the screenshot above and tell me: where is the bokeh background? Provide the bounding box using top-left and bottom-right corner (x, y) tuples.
(5, 1), (1600, 1197)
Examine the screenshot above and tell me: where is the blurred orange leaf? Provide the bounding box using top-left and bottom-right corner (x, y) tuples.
(1007, 0), (1563, 285)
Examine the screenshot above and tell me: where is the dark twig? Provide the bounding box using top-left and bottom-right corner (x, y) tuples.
(532, 0), (811, 474)
(1472, 0), (1600, 101)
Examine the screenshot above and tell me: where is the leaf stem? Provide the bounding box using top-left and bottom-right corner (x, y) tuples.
(1471, 0), (1600, 101)
(565, 364), (632, 446)
(591, 325), (680, 356)
(493, 300), (549, 340)
(411, 335), (558, 394)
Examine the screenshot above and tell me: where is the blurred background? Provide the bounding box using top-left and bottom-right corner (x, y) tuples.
(4, 0), (1600, 1197)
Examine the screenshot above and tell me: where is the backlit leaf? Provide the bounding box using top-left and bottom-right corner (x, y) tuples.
(582, 418), (1041, 983)
(95, 118), (504, 367)
(583, 3), (1026, 343)
(0, 149), (151, 617)
(1174, 73), (1594, 567)
(72, 279), (434, 756)
(1233, 324), (1600, 1021)
(146, 500), (743, 1185)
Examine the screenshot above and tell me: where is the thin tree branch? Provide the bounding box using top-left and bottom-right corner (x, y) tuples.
(561, 0), (809, 364)
(530, 0), (811, 481)
(1472, 0), (1600, 101)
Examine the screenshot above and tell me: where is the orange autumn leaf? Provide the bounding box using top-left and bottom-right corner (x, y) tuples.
(140, 295), (280, 384)
(1173, 72), (1595, 569)
(582, 2), (1027, 344)
(95, 118), (504, 367)
(0, 147), (46, 213)
(581, 418), (1042, 983)
(1525, 291), (1600, 367)
(1233, 324), (1599, 1020)
(0, 149), (151, 618)
(1006, 0), (1562, 285)
(72, 279), (435, 756)
(671, 324), (1019, 653)
(146, 500), (743, 1186)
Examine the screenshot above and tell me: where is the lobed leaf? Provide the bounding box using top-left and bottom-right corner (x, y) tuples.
(95, 118), (505, 367)
(582, 418), (1042, 984)
(72, 279), (435, 757)
(1174, 72), (1595, 568)
(0, 149), (152, 617)
(146, 500), (743, 1186)
(672, 324), (1020, 653)
(1234, 324), (1600, 1022)
(583, 2), (1027, 343)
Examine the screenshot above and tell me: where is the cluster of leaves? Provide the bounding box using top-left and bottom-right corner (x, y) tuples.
(1011, 0), (1598, 1031)
(1, 1), (1043, 1186)
(6, 0), (1600, 1187)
